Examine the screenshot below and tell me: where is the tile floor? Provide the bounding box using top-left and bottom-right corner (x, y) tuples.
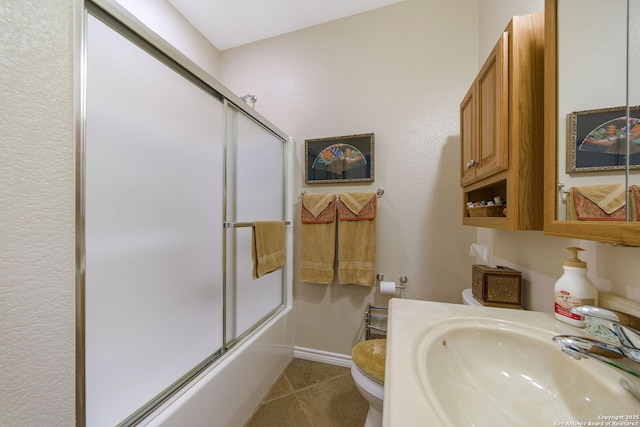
(244, 358), (369, 427)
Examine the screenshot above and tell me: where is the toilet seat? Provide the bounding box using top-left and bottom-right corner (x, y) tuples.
(351, 339), (386, 384)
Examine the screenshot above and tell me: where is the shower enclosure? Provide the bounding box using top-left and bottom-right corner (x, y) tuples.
(78, 2), (293, 426)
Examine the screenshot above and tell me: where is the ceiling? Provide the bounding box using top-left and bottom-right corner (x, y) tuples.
(167, 0), (405, 51)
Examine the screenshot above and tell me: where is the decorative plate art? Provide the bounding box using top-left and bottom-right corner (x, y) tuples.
(305, 133), (375, 183)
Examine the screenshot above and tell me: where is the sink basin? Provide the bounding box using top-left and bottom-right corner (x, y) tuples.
(384, 299), (640, 427)
(418, 318), (639, 425)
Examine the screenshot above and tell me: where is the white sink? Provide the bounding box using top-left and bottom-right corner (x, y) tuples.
(384, 299), (640, 427)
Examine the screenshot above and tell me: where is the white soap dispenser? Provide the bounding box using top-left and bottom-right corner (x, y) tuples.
(554, 247), (598, 327)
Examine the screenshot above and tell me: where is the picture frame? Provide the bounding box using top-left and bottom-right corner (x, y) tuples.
(567, 105), (640, 172)
(304, 133), (375, 184)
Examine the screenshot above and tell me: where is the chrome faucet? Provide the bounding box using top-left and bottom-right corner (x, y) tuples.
(572, 305), (640, 361)
(553, 305), (640, 400)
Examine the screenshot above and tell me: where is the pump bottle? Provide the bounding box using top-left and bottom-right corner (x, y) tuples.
(554, 247), (598, 327)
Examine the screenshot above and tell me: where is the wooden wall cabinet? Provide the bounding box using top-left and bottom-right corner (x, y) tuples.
(460, 12), (545, 230)
(461, 32), (508, 187)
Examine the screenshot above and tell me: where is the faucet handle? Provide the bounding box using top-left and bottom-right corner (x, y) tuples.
(553, 335), (625, 361)
(571, 305), (640, 357)
(570, 305), (640, 334)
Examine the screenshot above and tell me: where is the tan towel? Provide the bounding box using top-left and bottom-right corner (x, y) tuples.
(338, 192), (377, 220)
(300, 194), (337, 284)
(338, 193), (376, 286)
(566, 189), (578, 220)
(569, 184), (627, 221)
(302, 193), (336, 224)
(575, 184), (626, 214)
(252, 221), (286, 279)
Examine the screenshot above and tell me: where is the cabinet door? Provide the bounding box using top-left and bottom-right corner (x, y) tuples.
(475, 32), (509, 180)
(460, 85), (476, 186)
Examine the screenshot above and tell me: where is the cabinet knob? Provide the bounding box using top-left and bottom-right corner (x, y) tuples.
(466, 159), (478, 169)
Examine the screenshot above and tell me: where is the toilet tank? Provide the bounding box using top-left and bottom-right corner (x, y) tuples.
(462, 288), (481, 306)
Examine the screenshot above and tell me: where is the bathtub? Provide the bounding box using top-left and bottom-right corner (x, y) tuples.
(142, 306), (294, 426)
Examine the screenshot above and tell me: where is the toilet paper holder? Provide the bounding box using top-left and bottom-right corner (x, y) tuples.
(376, 273), (407, 289)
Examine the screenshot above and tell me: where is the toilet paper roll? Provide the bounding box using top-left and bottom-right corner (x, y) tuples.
(379, 281), (397, 295)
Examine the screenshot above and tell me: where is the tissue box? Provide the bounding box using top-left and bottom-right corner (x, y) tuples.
(471, 264), (522, 308)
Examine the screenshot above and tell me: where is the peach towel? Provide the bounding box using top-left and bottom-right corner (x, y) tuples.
(338, 192), (377, 220)
(569, 184), (626, 221)
(302, 192), (336, 224)
(631, 185), (640, 221)
(300, 194), (337, 284)
(252, 221), (286, 279)
(338, 193), (377, 286)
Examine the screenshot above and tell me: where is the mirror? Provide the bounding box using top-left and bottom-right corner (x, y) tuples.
(544, 0), (640, 245)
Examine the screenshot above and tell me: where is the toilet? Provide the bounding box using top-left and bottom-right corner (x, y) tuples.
(462, 288), (482, 306)
(351, 338), (386, 427)
(350, 291), (481, 427)
(463, 288), (522, 308)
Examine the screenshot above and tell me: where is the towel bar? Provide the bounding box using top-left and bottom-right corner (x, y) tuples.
(223, 221), (291, 228)
(557, 183), (570, 194)
(365, 303), (388, 340)
(298, 188), (385, 200)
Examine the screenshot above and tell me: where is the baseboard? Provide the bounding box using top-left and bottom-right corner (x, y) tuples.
(293, 346), (352, 368)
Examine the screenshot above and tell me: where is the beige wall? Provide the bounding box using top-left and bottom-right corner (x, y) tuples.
(114, 0), (221, 77)
(221, 0), (640, 356)
(1, 1), (76, 425)
(220, 0), (481, 355)
(479, 0), (545, 60)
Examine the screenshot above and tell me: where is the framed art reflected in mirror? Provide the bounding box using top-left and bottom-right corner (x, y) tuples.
(304, 133), (375, 184)
(568, 105), (640, 172)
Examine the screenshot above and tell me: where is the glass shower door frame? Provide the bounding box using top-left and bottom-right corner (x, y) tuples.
(77, 2), (291, 426)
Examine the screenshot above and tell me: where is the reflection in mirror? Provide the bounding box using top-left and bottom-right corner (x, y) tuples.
(631, 0), (640, 203)
(556, 0), (630, 221)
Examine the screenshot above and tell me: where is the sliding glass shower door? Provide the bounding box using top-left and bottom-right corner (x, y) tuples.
(84, 14), (224, 426)
(82, 4), (289, 426)
(224, 106), (286, 343)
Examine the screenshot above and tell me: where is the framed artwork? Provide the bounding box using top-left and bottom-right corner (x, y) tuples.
(567, 105), (640, 172)
(304, 133), (375, 184)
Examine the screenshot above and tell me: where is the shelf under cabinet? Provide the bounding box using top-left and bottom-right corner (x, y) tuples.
(463, 216), (508, 229)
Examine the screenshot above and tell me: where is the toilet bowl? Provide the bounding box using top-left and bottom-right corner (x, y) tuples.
(351, 338), (386, 427)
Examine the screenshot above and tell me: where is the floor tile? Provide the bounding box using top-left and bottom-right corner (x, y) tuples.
(245, 393), (312, 427)
(245, 358), (368, 427)
(262, 374), (294, 403)
(284, 358), (350, 391)
(296, 373), (369, 427)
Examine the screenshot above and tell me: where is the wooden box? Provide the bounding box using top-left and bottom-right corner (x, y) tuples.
(472, 264), (522, 308)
